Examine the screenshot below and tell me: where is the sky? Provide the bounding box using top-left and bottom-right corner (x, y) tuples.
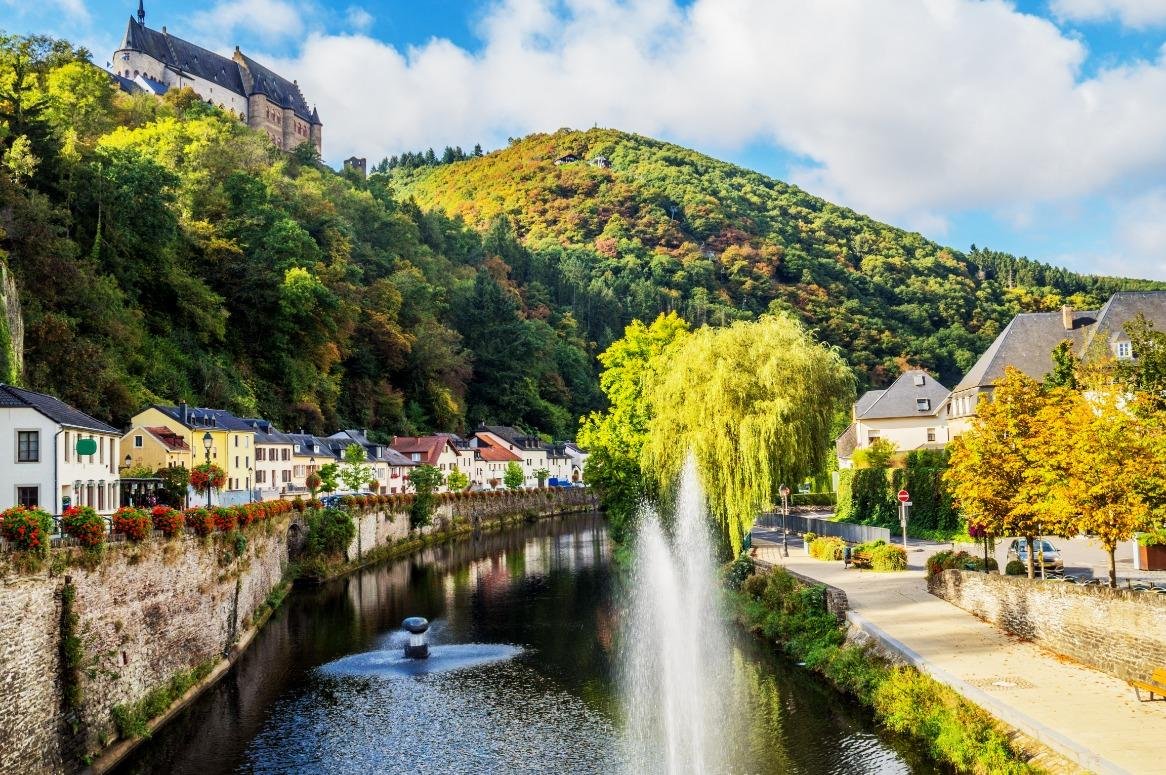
(5, 1), (1166, 280)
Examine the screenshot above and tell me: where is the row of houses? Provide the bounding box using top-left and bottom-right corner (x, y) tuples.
(837, 290), (1166, 466)
(0, 393), (586, 516)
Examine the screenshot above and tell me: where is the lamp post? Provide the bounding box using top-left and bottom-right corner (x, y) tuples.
(202, 432), (213, 508)
(123, 453), (132, 471)
(779, 484), (791, 557)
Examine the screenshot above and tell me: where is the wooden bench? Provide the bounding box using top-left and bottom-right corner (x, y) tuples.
(849, 551), (872, 569)
(1130, 667), (1166, 701)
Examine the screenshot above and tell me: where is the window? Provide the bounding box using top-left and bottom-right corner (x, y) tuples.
(98, 484), (105, 511)
(282, 449), (290, 461)
(256, 470), (267, 484)
(256, 448), (266, 462)
(913, 374), (925, 386)
(916, 398), (931, 412)
(17, 431), (39, 463)
(282, 470), (291, 483)
(1117, 341), (1132, 359)
(134, 435), (143, 448)
(16, 486), (39, 509)
(65, 431), (71, 463)
(927, 428), (936, 443)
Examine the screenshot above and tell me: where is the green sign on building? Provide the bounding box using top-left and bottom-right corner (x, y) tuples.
(75, 437), (97, 456)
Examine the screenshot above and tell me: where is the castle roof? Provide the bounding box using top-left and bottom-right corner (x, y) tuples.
(236, 52), (316, 124)
(118, 17), (246, 95)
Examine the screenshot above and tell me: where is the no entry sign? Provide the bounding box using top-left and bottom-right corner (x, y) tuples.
(897, 489), (910, 503)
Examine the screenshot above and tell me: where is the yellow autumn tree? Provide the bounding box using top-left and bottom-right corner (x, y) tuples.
(1051, 386), (1162, 587)
(641, 314), (853, 555)
(945, 368), (1048, 577)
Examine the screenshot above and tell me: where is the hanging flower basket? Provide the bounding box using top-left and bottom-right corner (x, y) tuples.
(191, 463), (227, 492)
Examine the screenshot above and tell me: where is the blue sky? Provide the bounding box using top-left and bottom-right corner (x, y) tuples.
(5, 0), (1166, 279)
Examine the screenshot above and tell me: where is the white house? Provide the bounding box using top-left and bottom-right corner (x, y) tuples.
(835, 370), (950, 468)
(475, 425), (549, 487)
(0, 385), (122, 515)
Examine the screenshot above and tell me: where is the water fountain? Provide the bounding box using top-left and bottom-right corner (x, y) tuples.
(621, 456), (739, 775)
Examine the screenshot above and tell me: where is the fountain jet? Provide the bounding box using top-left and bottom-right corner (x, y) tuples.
(402, 617), (430, 659)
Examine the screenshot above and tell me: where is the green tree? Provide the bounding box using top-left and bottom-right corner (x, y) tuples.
(642, 314), (854, 555)
(1043, 340), (1079, 390)
(407, 464), (444, 529)
(1119, 314), (1166, 413)
(339, 443), (373, 492)
(446, 465), (470, 491)
(535, 467), (550, 488)
(317, 462), (340, 494)
(503, 461), (524, 490)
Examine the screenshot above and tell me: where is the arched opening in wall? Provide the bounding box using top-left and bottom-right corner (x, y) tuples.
(287, 523), (305, 558)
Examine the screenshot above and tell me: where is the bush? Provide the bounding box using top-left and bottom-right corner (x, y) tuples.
(808, 536), (845, 561)
(112, 507), (152, 542)
(61, 506), (105, 548)
(212, 507), (237, 533)
(184, 508), (215, 537)
(802, 532), (817, 543)
(869, 544), (907, 572)
(927, 550), (998, 577)
(721, 554), (755, 590)
(305, 507), (356, 556)
(1, 505), (54, 555)
(151, 506), (183, 537)
(742, 572), (769, 599)
(791, 492), (837, 507)
(1005, 559), (1026, 576)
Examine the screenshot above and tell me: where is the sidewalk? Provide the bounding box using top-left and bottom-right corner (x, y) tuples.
(751, 532), (1166, 775)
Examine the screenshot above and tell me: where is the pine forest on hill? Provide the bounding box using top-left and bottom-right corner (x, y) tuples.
(1, 34), (1163, 442)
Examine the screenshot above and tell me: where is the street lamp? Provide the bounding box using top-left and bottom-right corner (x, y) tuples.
(123, 453), (132, 471)
(779, 484), (791, 557)
(202, 432), (213, 508)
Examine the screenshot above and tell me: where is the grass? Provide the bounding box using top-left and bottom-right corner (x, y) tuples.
(728, 561), (1041, 774)
(111, 660), (215, 740)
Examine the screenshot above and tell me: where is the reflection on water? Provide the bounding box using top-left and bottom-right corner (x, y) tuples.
(116, 513), (937, 775)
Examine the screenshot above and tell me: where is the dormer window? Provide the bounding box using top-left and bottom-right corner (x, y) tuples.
(916, 398), (931, 412)
(913, 374), (925, 386)
(1116, 341), (1132, 360)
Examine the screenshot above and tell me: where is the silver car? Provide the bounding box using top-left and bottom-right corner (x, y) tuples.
(1006, 539), (1064, 572)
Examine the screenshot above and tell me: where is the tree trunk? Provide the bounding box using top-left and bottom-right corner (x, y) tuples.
(1109, 547), (1118, 589)
(1027, 535), (1035, 579)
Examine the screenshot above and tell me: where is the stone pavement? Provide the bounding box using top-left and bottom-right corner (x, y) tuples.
(751, 530), (1166, 775)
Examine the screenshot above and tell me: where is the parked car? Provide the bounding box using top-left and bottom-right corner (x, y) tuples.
(1006, 539), (1064, 572)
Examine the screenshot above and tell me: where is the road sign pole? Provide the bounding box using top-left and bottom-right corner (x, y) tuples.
(780, 484), (790, 558)
(896, 489), (910, 555)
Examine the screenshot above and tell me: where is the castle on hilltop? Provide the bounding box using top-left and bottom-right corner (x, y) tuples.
(110, 1), (322, 154)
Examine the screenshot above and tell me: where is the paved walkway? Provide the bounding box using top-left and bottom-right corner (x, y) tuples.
(751, 530), (1166, 775)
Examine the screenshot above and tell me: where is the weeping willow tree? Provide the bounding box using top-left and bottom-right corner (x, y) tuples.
(641, 314), (854, 555)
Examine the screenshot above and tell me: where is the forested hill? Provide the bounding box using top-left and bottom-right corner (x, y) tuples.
(390, 128), (1165, 388)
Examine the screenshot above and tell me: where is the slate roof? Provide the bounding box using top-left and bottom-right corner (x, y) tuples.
(327, 430), (416, 467)
(241, 418), (294, 445)
(236, 52), (314, 123)
(854, 370), (949, 419)
(119, 17), (246, 95)
(155, 405), (254, 431)
(0, 385), (119, 434)
(1082, 291), (1166, 353)
(953, 291), (1166, 391)
(286, 433), (339, 459)
(478, 424), (545, 451)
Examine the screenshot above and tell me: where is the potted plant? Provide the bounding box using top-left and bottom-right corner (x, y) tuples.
(150, 506), (183, 538)
(1137, 528), (1166, 570)
(0, 505), (54, 556)
(112, 507), (152, 543)
(61, 505), (106, 548)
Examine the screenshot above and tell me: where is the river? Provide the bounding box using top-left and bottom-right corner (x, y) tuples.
(115, 513), (937, 774)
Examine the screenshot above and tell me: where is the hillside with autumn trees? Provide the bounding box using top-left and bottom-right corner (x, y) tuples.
(391, 128), (1166, 389)
(2, 33), (1164, 444)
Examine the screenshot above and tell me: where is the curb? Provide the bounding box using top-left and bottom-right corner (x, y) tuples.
(846, 609), (1129, 775)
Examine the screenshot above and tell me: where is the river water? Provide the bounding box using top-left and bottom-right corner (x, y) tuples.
(116, 513), (937, 774)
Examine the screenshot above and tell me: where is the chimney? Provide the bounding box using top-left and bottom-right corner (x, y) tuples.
(179, 401), (188, 425)
(1062, 305), (1074, 331)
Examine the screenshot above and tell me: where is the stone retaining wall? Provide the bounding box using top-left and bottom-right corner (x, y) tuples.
(928, 569), (1166, 683)
(753, 556), (850, 619)
(0, 488), (596, 774)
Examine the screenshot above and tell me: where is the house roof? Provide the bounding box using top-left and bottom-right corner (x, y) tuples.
(474, 436), (522, 462)
(478, 424), (545, 451)
(118, 18), (246, 95)
(389, 436), (457, 465)
(835, 423), (858, 460)
(285, 433), (339, 459)
(854, 370), (949, 419)
(0, 385), (119, 434)
(327, 429), (416, 466)
(144, 426), (190, 452)
(155, 405), (254, 431)
(953, 292), (1166, 391)
(240, 418), (294, 445)
(236, 52), (315, 123)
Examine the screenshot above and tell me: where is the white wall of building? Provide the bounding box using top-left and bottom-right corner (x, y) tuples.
(112, 49), (249, 117)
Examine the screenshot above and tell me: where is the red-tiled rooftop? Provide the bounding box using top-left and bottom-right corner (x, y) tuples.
(147, 426), (191, 451)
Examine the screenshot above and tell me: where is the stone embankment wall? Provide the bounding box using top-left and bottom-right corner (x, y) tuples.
(929, 569), (1166, 683)
(0, 488), (596, 775)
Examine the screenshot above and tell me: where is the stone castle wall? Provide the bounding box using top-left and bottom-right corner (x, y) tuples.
(928, 569), (1166, 684)
(0, 488), (596, 774)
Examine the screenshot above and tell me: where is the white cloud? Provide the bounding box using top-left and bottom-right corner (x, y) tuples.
(345, 6), (374, 32)
(1050, 0), (1166, 28)
(270, 0), (1166, 240)
(1, 0), (90, 23)
(191, 0), (305, 45)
